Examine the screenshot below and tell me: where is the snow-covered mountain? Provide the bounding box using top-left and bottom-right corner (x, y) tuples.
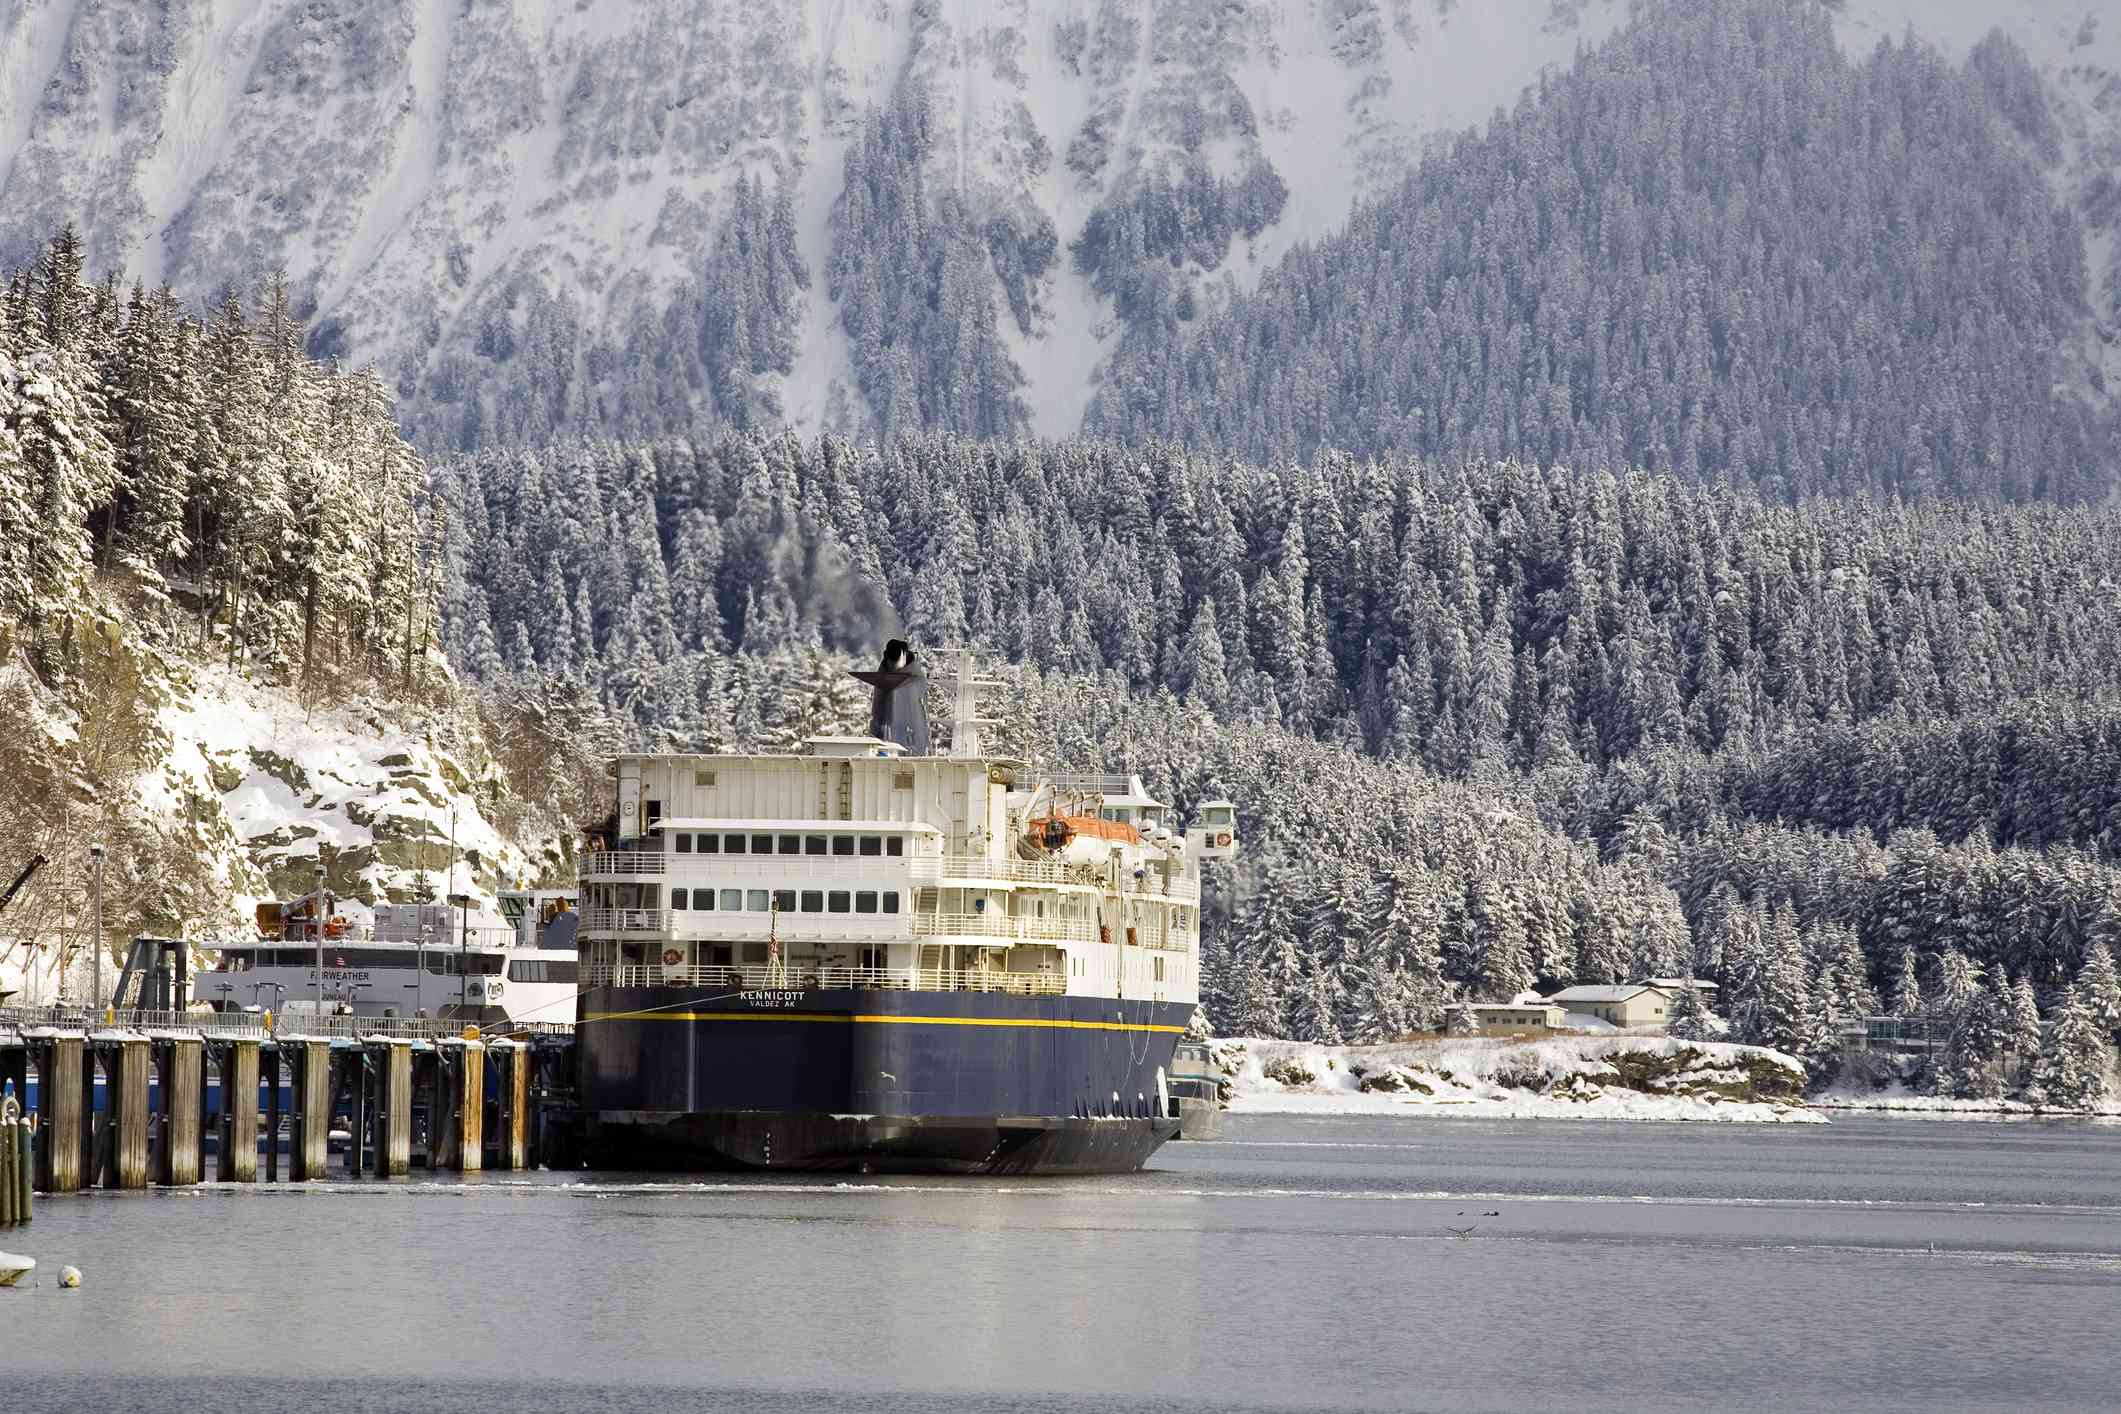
(0, 0), (2113, 448)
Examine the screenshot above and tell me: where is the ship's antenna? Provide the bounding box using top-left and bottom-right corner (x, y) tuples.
(932, 645), (1001, 759)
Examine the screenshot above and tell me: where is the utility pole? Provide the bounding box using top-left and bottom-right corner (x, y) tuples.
(89, 843), (105, 1014)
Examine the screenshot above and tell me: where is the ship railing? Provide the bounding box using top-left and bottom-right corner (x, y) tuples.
(913, 854), (1200, 901)
(582, 851), (668, 876)
(910, 912), (1102, 944)
(581, 963), (1065, 996)
(578, 907), (672, 934)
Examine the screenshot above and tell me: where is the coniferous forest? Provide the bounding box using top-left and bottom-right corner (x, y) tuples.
(434, 430), (2121, 1098)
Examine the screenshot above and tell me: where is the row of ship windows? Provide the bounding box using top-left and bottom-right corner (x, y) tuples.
(222, 952), (579, 983)
(673, 888), (903, 916)
(672, 833), (906, 858)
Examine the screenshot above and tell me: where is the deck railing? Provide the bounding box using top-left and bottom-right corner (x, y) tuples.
(581, 963), (1065, 996)
(911, 912), (1103, 944)
(913, 854), (1200, 901)
(582, 851), (668, 876)
(578, 907), (672, 933)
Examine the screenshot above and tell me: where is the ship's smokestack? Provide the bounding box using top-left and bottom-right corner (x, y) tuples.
(853, 639), (930, 754)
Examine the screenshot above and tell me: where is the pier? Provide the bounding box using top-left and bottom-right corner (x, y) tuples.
(0, 1008), (577, 1211)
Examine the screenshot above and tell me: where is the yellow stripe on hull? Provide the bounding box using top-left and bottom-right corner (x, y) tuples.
(583, 1010), (1187, 1034)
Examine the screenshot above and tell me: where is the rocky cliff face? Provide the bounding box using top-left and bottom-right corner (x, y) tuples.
(0, 614), (575, 1006)
(0, 0), (2112, 446)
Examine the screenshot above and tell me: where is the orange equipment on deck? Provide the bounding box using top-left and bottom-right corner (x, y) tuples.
(1029, 814), (1143, 849)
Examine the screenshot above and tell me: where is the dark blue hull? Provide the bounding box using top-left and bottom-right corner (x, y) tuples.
(575, 986), (1189, 1174)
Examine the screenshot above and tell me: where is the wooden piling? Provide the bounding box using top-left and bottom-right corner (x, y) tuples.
(109, 1038), (150, 1190)
(221, 1040), (259, 1183)
(11, 1118), (26, 1223)
(289, 1039), (331, 1181)
(373, 1042), (411, 1178)
(1, 1116), (18, 1224)
(495, 1043), (531, 1172)
(158, 1038), (204, 1187)
(453, 1040), (485, 1172)
(37, 1036), (83, 1194)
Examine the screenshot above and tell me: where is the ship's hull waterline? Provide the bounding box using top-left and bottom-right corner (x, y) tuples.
(574, 985), (1190, 1174)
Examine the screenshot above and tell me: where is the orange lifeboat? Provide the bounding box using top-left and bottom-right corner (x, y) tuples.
(1029, 814), (1143, 849)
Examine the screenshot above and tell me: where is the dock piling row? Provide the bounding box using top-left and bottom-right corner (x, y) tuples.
(0, 1019), (575, 1201)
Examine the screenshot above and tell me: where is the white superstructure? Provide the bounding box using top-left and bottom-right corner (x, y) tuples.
(578, 654), (1235, 1006)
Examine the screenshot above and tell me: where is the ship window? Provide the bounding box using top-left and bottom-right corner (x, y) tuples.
(674, 832), (692, 854)
(750, 834), (773, 855)
(742, 943), (768, 964)
(1154, 957), (1165, 981)
(881, 891), (900, 915)
(778, 834), (800, 855)
(720, 889), (742, 912)
(696, 889), (715, 911)
(695, 770), (715, 788)
(831, 835), (854, 857)
(885, 837), (904, 857)
(711, 944), (733, 966)
(805, 835), (827, 856)
(698, 833), (720, 855)
(855, 891), (878, 914)
(801, 890), (823, 912)
(773, 889), (796, 913)
(641, 885), (660, 909)
(859, 836), (882, 857)
(893, 771), (915, 791)
(746, 889), (770, 912)
(672, 890), (689, 912)
(464, 954), (504, 975)
(724, 834), (747, 855)
(828, 891), (851, 914)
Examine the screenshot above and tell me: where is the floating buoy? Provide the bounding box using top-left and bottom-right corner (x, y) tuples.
(58, 1265), (81, 1289)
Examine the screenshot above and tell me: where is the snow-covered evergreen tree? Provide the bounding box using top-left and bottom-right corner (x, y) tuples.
(2033, 984), (2114, 1111)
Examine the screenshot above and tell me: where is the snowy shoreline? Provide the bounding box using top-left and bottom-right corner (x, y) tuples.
(1810, 1087), (2121, 1122)
(1220, 1035), (1822, 1125)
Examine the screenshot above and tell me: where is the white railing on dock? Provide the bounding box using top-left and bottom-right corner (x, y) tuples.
(0, 1006), (569, 1043)
(581, 963), (1065, 996)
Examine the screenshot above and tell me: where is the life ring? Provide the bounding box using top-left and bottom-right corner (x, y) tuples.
(661, 948), (684, 967)
(1216, 832), (1232, 847)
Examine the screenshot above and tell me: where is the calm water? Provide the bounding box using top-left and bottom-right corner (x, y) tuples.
(6, 1114), (2119, 1413)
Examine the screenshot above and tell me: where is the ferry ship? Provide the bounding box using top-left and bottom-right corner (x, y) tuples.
(200, 887), (580, 1031)
(572, 642), (1239, 1174)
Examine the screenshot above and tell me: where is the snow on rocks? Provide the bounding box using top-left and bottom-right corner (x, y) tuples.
(149, 663), (537, 931)
(1221, 1035), (1819, 1124)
